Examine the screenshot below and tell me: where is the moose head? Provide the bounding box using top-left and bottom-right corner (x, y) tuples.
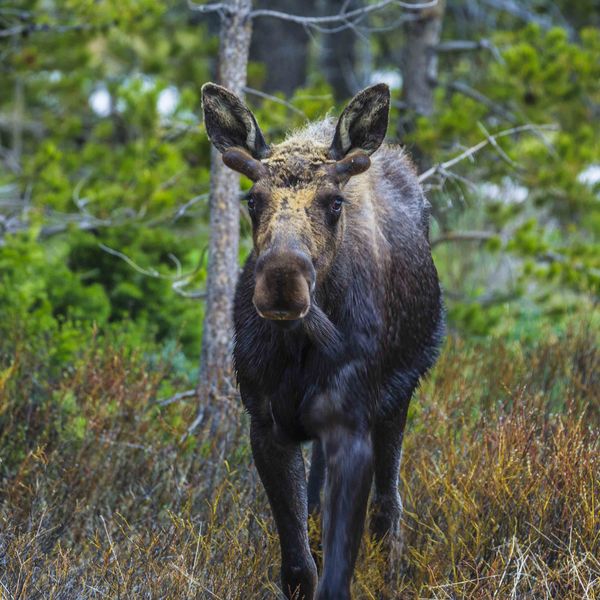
(202, 83), (390, 324)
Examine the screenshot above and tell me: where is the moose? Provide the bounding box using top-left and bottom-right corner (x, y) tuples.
(202, 82), (444, 600)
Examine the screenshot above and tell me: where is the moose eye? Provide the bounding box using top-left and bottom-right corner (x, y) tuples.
(331, 196), (344, 214)
(247, 196), (256, 212)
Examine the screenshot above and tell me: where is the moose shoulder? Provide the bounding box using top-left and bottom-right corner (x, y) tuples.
(202, 82), (444, 600)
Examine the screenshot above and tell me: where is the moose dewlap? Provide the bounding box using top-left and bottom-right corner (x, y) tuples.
(202, 82), (444, 600)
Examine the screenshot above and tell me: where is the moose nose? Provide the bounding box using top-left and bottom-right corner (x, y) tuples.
(253, 249), (315, 321)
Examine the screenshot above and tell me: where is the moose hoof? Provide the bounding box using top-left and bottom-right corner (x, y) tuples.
(282, 560), (318, 600)
(370, 499), (404, 580)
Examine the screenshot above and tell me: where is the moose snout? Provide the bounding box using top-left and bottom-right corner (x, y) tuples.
(253, 249), (315, 321)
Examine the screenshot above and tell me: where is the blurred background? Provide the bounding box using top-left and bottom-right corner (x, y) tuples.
(0, 1), (598, 597)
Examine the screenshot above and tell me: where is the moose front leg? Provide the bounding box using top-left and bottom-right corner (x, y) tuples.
(370, 405), (408, 545)
(317, 424), (373, 600)
(250, 419), (318, 600)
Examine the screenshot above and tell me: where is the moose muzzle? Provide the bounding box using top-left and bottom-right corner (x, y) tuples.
(253, 249), (315, 321)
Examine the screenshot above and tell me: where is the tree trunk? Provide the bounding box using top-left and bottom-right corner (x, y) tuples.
(319, 0), (360, 100)
(250, 0), (315, 95)
(197, 0), (253, 409)
(399, 0), (446, 169)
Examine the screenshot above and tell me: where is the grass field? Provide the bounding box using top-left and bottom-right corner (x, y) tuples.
(0, 326), (598, 599)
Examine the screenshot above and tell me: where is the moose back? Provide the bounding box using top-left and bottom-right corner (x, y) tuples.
(202, 82), (444, 600)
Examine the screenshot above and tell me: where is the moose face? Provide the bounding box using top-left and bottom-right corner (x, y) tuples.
(202, 83), (390, 322)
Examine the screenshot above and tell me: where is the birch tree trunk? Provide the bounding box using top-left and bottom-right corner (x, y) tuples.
(197, 0), (253, 409)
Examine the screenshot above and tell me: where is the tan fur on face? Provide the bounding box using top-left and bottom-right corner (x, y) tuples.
(249, 139), (345, 282)
(247, 117), (427, 289)
(254, 185), (319, 251)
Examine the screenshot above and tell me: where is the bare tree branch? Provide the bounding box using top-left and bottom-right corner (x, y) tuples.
(243, 87), (307, 118)
(98, 243), (207, 299)
(155, 389), (197, 407)
(477, 122), (521, 169)
(481, 0), (574, 37)
(98, 243), (162, 277)
(187, 0), (231, 15)
(446, 80), (518, 123)
(418, 124), (558, 183)
(249, 0), (438, 30)
(0, 21), (111, 38)
(435, 39), (503, 62)
(172, 279), (207, 299)
(172, 193), (209, 222)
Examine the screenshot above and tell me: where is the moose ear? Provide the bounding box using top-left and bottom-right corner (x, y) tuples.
(328, 83), (390, 160)
(201, 83), (270, 159)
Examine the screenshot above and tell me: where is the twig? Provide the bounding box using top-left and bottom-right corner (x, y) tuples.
(249, 0), (438, 29)
(98, 243), (162, 278)
(437, 166), (479, 191)
(243, 87), (307, 118)
(100, 515), (124, 581)
(477, 122), (521, 169)
(436, 38), (503, 62)
(156, 389), (197, 407)
(184, 405), (206, 441)
(171, 563), (224, 599)
(186, 1), (230, 16)
(98, 242), (208, 298)
(99, 436), (152, 453)
(172, 193), (209, 222)
(0, 20), (115, 38)
(171, 279), (207, 299)
(481, 0), (574, 38)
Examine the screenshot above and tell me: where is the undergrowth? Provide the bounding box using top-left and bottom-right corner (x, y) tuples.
(0, 325), (598, 599)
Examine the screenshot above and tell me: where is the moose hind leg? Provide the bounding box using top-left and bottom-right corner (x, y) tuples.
(250, 419), (318, 600)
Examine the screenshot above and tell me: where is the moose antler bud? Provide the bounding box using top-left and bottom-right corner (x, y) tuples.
(332, 150), (371, 183)
(222, 147), (268, 181)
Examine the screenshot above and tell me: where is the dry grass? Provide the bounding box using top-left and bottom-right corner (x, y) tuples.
(0, 327), (598, 599)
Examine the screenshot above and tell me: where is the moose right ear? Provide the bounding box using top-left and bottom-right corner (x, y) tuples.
(328, 83), (390, 160)
(201, 83), (271, 159)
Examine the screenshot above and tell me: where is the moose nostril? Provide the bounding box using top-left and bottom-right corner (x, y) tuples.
(256, 249), (315, 287)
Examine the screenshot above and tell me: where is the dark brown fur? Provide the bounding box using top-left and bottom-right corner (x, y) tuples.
(202, 83), (444, 600)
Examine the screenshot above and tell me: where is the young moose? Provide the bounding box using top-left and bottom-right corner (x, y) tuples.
(202, 83), (444, 599)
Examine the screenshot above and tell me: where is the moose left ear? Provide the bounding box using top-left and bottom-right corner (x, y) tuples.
(328, 83), (390, 160)
(202, 82), (271, 159)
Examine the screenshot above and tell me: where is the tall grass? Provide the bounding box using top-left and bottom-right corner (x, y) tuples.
(0, 326), (598, 599)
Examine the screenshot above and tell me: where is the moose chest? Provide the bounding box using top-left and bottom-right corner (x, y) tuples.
(241, 331), (346, 443)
